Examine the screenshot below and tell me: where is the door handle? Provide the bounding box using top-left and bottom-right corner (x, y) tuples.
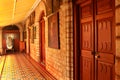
(95, 55), (100, 59)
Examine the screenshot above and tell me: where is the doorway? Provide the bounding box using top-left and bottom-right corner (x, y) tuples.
(28, 28), (30, 55)
(74, 0), (115, 80)
(2, 25), (20, 53)
(39, 12), (46, 67)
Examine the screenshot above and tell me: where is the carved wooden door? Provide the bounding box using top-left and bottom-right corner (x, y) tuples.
(95, 0), (115, 80)
(76, 0), (115, 80)
(80, 0), (94, 80)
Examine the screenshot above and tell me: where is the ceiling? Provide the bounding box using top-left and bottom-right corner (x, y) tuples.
(0, 0), (41, 27)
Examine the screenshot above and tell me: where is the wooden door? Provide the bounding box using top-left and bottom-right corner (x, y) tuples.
(40, 18), (45, 65)
(74, 0), (115, 80)
(80, 0), (94, 80)
(95, 0), (115, 80)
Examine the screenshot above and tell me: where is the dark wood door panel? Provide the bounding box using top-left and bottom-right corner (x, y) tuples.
(81, 57), (93, 80)
(97, 18), (113, 52)
(81, 17), (93, 23)
(81, 50), (93, 58)
(81, 50), (94, 80)
(96, 12), (113, 20)
(96, 0), (113, 14)
(95, 0), (115, 80)
(97, 61), (114, 80)
(96, 53), (114, 64)
(81, 22), (93, 50)
(81, 3), (92, 18)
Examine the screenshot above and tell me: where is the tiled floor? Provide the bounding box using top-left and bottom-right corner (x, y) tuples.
(0, 53), (46, 80)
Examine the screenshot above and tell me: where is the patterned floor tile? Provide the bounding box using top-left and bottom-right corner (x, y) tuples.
(1, 53), (46, 80)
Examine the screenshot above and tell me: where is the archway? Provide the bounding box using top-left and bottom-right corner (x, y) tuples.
(39, 11), (46, 67)
(2, 25), (20, 54)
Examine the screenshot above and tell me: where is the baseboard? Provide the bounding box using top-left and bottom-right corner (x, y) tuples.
(24, 53), (57, 80)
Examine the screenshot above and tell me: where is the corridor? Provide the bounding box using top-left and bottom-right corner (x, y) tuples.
(0, 0), (119, 80)
(0, 53), (46, 80)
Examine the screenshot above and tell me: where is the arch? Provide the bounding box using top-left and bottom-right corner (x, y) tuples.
(35, 1), (46, 22)
(39, 1), (46, 16)
(15, 23), (23, 31)
(39, 11), (45, 21)
(2, 25), (20, 53)
(3, 25), (19, 30)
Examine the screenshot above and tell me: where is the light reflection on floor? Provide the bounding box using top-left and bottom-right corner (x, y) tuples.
(0, 53), (46, 80)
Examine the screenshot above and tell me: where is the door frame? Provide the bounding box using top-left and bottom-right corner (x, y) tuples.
(73, 1), (80, 80)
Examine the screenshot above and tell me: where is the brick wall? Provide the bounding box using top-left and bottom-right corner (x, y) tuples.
(25, 17), (40, 62)
(46, 2), (73, 79)
(46, 1), (73, 80)
(24, 0), (73, 80)
(116, 0), (120, 80)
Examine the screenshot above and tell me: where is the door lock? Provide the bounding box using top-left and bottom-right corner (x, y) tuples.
(95, 52), (100, 59)
(95, 54), (100, 59)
